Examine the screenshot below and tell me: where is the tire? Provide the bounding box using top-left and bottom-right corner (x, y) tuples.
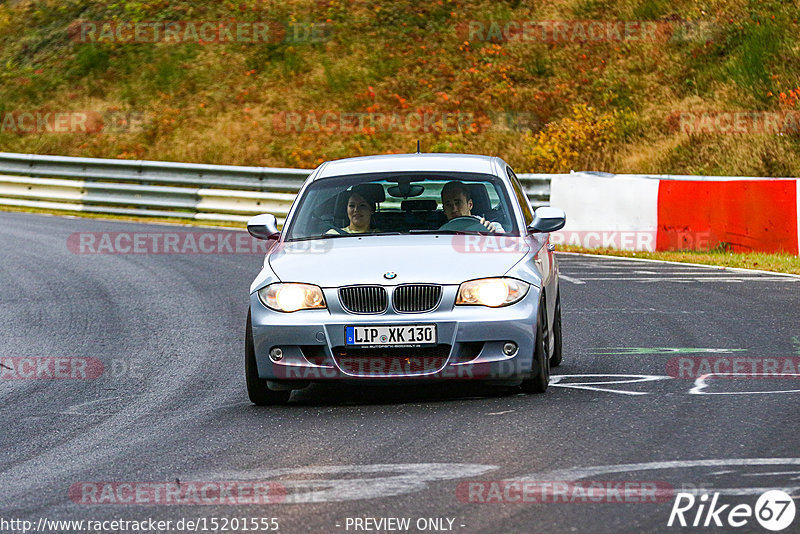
(550, 291), (563, 367)
(245, 310), (291, 406)
(520, 297), (550, 394)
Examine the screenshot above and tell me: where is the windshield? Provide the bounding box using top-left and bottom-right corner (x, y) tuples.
(283, 172), (519, 241)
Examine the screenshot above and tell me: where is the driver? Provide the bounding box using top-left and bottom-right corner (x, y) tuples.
(440, 181), (504, 232)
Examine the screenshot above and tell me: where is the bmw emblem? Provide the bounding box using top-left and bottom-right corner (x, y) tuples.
(384, 271), (397, 280)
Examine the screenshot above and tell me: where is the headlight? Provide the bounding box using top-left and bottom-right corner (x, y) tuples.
(258, 283), (326, 312)
(456, 278), (529, 307)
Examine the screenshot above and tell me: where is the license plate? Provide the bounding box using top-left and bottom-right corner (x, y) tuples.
(345, 325), (437, 347)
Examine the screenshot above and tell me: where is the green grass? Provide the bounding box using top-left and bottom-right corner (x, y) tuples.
(558, 245), (800, 275)
(0, 1), (798, 173)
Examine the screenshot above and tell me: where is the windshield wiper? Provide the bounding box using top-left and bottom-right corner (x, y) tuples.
(287, 231), (404, 242)
(408, 229), (480, 235)
(286, 234), (351, 242)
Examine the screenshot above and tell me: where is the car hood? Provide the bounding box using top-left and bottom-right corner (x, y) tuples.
(268, 234), (530, 287)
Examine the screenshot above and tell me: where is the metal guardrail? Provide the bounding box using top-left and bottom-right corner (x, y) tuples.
(0, 152), (310, 190)
(0, 152), (555, 223)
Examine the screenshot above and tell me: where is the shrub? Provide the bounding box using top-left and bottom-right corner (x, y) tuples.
(523, 104), (635, 172)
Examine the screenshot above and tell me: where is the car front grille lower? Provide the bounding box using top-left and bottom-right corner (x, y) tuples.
(339, 286), (388, 314)
(392, 284), (442, 313)
(332, 344), (451, 376)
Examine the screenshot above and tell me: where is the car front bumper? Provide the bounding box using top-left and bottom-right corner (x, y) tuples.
(249, 285), (541, 384)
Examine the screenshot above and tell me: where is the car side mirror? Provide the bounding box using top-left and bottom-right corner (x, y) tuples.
(528, 207), (566, 233)
(247, 213), (280, 240)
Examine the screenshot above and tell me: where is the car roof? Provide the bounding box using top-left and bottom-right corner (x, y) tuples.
(313, 153), (503, 180)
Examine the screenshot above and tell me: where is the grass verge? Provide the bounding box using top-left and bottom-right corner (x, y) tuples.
(3, 205), (798, 274)
(558, 245), (800, 275)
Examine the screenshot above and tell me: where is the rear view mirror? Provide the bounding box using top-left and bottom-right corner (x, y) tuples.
(529, 207), (566, 233)
(247, 213), (280, 240)
(387, 184), (424, 198)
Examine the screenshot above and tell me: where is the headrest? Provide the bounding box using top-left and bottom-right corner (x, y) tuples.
(467, 183), (491, 217)
(350, 183), (386, 204)
(334, 184), (385, 223)
(401, 199), (437, 211)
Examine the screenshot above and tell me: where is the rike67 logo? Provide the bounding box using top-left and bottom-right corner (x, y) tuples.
(668, 490), (796, 531)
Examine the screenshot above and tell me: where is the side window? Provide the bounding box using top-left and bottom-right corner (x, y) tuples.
(506, 166), (534, 226)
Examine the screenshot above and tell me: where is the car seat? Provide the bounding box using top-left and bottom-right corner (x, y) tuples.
(399, 199), (446, 230)
(467, 183), (491, 218)
(467, 183), (509, 229)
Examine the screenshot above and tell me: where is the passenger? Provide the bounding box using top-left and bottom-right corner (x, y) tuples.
(440, 181), (504, 232)
(327, 191), (379, 234)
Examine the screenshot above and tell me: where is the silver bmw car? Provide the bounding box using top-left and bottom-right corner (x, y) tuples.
(244, 153), (566, 405)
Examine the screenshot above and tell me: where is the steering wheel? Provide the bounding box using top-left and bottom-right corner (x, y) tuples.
(438, 215), (489, 232)
(310, 212), (348, 235)
(325, 223), (349, 235)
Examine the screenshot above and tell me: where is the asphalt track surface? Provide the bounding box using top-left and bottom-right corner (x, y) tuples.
(1, 211), (798, 534)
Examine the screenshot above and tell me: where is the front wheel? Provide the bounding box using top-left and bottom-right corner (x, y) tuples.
(245, 310), (291, 406)
(520, 298), (550, 394)
(550, 291), (563, 367)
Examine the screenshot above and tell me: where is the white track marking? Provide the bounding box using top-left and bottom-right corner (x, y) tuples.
(520, 459), (800, 496)
(195, 463), (497, 504)
(549, 374), (671, 395)
(690, 373), (800, 395)
(559, 274), (585, 285)
(572, 277), (797, 283)
(557, 251), (800, 279)
(742, 471), (800, 477)
(565, 270), (792, 276)
(589, 347), (746, 355)
(59, 396), (123, 415)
